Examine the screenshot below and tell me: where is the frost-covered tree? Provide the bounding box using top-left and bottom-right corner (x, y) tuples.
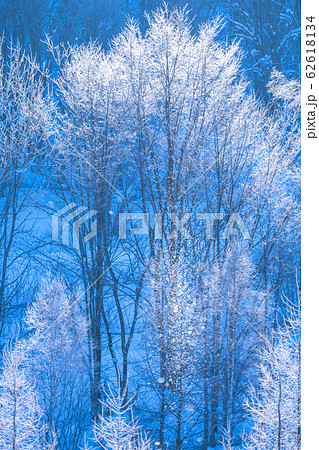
(221, 416), (234, 450)
(0, 342), (56, 450)
(85, 379), (152, 450)
(141, 258), (204, 449)
(25, 275), (91, 450)
(244, 306), (301, 450)
(0, 41), (54, 345)
(199, 243), (265, 447)
(46, 35), (144, 413)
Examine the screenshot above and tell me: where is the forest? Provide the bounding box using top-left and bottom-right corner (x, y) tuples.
(0, 1), (300, 449)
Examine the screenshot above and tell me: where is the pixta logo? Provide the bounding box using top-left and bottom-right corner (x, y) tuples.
(119, 212), (250, 240)
(52, 203), (97, 249)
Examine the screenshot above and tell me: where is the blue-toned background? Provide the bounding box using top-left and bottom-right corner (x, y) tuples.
(0, 2), (300, 449)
